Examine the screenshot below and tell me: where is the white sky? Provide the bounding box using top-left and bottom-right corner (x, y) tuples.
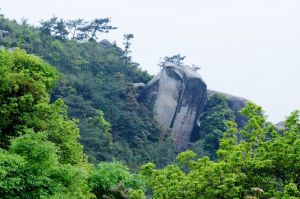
(1, 0), (300, 123)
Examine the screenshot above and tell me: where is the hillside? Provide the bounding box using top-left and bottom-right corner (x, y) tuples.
(0, 13), (251, 166)
(1, 13), (300, 198)
(0, 14), (178, 169)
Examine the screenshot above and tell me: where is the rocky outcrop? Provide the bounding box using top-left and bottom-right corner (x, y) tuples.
(99, 39), (112, 47)
(139, 65), (207, 150)
(0, 29), (10, 38)
(275, 121), (284, 129)
(208, 90), (248, 128)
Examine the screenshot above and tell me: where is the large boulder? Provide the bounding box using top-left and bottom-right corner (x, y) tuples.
(99, 39), (112, 47)
(0, 29), (10, 37)
(207, 90), (248, 128)
(139, 65), (207, 150)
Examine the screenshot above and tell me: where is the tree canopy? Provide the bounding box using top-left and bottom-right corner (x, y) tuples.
(0, 48), (147, 199)
(142, 103), (300, 199)
(158, 54), (186, 68)
(40, 16), (117, 41)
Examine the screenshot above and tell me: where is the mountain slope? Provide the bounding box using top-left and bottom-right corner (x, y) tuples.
(0, 14), (176, 169)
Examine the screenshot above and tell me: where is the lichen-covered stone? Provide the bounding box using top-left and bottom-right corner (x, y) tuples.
(139, 65), (207, 150)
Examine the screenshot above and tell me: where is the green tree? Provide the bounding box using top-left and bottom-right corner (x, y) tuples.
(191, 64), (201, 71)
(123, 33), (134, 59)
(142, 103), (300, 199)
(0, 131), (93, 198)
(40, 17), (68, 40)
(189, 94), (235, 159)
(0, 48), (93, 198)
(39, 16), (58, 36)
(0, 48), (57, 148)
(52, 18), (69, 40)
(90, 162), (146, 199)
(80, 111), (114, 163)
(0, 48), (87, 165)
(78, 18), (117, 41)
(66, 18), (85, 40)
(158, 53), (186, 68)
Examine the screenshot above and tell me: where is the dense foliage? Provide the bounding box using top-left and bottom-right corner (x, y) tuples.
(158, 54), (186, 68)
(0, 14), (176, 169)
(0, 48), (146, 198)
(189, 94), (235, 159)
(142, 103), (300, 198)
(90, 162), (146, 199)
(0, 48), (86, 165)
(0, 48), (91, 198)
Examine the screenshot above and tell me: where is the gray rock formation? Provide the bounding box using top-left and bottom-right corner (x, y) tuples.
(0, 29), (10, 37)
(140, 65), (207, 150)
(208, 90), (248, 128)
(133, 83), (146, 94)
(275, 121), (284, 129)
(133, 82), (145, 89)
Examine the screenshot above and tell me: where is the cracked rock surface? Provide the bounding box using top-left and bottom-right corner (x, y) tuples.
(140, 65), (207, 150)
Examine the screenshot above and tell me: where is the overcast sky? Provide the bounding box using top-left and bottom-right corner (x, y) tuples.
(1, 0), (300, 123)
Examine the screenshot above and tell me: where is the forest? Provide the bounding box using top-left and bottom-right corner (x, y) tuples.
(0, 13), (299, 198)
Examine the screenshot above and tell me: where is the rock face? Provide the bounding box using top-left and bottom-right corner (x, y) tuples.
(139, 65), (207, 150)
(208, 90), (248, 128)
(99, 39), (112, 47)
(133, 82), (145, 90)
(0, 29), (10, 37)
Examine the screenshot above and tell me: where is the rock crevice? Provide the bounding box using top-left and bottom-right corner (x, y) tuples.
(139, 65), (207, 150)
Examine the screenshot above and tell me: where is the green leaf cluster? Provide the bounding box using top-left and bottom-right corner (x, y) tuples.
(90, 162), (146, 199)
(142, 103), (300, 199)
(189, 94), (235, 159)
